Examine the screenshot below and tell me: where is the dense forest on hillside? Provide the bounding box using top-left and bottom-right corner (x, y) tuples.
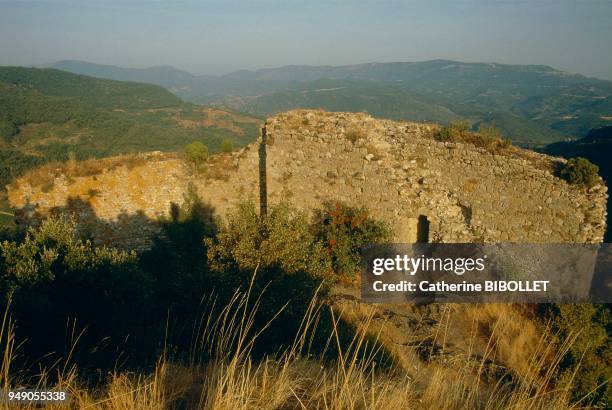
(0, 67), (261, 204)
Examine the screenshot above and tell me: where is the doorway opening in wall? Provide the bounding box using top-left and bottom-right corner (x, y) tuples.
(417, 215), (430, 243)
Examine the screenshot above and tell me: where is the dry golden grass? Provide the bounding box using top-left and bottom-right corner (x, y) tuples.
(0, 281), (587, 410)
(200, 153), (237, 181)
(430, 124), (556, 174)
(11, 152), (174, 190)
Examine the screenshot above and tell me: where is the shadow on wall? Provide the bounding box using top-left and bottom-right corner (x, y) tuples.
(6, 192), (222, 371)
(12, 195), (218, 251)
(5, 194), (395, 378)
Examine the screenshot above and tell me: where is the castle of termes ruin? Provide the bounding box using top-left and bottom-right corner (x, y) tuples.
(7, 110), (608, 249)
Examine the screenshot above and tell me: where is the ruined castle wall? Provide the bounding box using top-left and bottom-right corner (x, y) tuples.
(7, 110), (608, 249)
(7, 151), (261, 249)
(263, 111), (607, 243)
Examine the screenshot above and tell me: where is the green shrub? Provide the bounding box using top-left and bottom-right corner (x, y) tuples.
(434, 126), (453, 141)
(0, 116), (18, 140)
(220, 139), (234, 153)
(435, 120), (470, 142)
(541, 304), (611, 406)
(499, 137), (512, 149)
(184, 141), (209, 168)
(478, 125), (513, 149)
(559, 157), (599, 187)
(434, 121), (515, 154)
(206, 200), (331, 277)
(450, 120), (470, 133)
(0, 216), (153, 367)
(204, 200), (333, 353)
(0, 216), (140, 297)
(311, 202), (391, 279)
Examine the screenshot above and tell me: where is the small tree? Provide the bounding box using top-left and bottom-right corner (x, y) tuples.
(559, 157), (599, 188)
(220, 139), (234, 153)
(184, 141), (209, 169)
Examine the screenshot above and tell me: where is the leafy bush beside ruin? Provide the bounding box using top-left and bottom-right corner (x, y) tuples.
(206, 200), (332, 277)
(220, 138), (235, 153)
(435, 120), (471, 142)
(559, 157), (599, 188)
(311, 202), (391, 280)
(0, 216), (152, 366)
(184, 141), (209, 169)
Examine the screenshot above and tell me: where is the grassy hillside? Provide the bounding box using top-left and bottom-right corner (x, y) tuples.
(0, 66), (261, 227)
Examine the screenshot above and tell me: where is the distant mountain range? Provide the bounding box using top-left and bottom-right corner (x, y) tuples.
(46, 59), (612, 146)
(45, 60), (207, 91)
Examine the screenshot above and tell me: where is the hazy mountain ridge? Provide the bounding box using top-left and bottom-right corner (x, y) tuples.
(1, 65), (182, 109)
(45, 60), (206, 89)
(47, 59), (612, 145)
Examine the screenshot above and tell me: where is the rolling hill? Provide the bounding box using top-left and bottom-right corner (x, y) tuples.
(213, 79), (461, 124)
(48, 59), (612, 145)
(45, 60), (209, 96)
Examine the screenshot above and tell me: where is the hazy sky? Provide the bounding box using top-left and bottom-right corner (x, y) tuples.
(1, 0), (611, 80)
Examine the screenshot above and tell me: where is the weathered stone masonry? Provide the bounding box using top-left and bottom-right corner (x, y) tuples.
(7, 110), (608, 249)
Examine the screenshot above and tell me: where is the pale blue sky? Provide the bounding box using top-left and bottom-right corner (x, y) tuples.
(0, 0), (611, 79)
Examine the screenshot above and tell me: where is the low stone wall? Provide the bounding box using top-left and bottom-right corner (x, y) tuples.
(7, 110), (608, 249)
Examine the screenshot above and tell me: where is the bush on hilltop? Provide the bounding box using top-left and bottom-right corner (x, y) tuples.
(559, 157), (599, 188)
(184, 141), (209, 169)
(220, 138), (234, 153)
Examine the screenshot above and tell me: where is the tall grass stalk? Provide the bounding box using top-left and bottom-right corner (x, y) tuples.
(0, 277), (595, 409)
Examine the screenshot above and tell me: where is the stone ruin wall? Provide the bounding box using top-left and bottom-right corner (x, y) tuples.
(6, 110), (608, 249)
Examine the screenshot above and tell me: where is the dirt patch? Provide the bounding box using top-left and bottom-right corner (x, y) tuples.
(175, 108), (261, 135)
